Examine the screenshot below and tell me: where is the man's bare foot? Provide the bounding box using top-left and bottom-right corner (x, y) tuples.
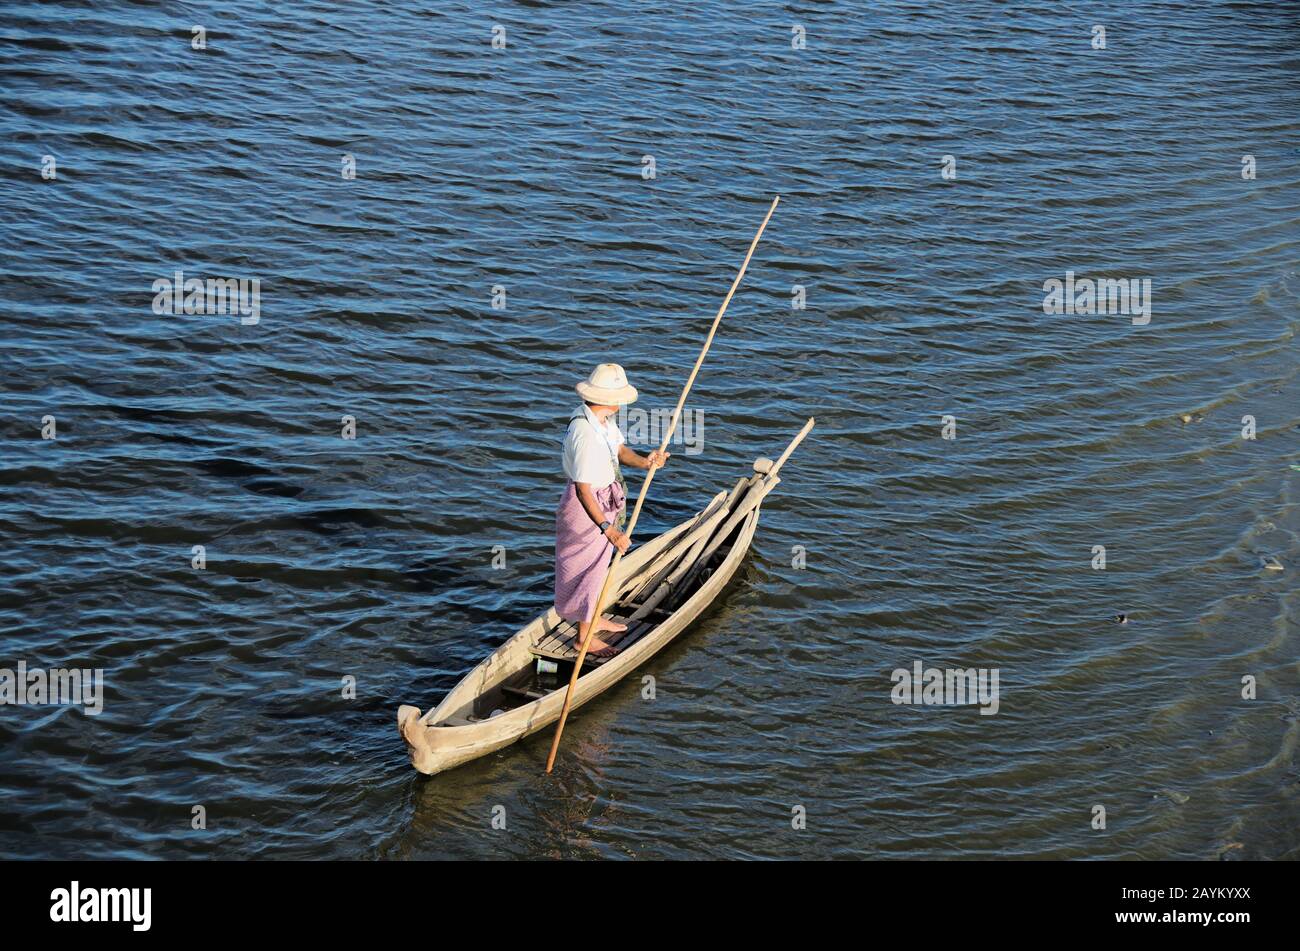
(574, 630), (619, 657)
(573, 618), (626, 659)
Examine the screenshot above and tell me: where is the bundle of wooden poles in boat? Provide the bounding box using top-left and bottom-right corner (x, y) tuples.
(613, 428), (810, 635)
(601, 479), (766, 647)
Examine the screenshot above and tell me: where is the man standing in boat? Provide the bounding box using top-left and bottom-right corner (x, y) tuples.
(556, 363), (669, 659)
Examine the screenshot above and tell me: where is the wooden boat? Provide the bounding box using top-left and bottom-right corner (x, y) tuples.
(397, 423), (811, 776)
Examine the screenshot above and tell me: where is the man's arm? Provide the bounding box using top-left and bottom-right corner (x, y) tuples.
(618, 445), (670, 470)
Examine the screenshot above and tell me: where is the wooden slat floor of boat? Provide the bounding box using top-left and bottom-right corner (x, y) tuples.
(530, 613), (655, 667)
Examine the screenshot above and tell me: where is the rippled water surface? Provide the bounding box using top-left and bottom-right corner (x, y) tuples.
(2, 1), (1299, 860)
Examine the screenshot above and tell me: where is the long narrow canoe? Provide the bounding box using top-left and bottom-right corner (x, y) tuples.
(397, 453), (788, 776)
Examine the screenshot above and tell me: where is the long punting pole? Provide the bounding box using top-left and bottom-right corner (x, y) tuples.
(544, 196), (781, 773)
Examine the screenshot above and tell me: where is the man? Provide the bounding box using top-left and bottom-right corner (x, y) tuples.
(554, 363), (669, 658)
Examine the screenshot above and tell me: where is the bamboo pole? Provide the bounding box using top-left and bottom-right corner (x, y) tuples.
(544, 196), (781, 773)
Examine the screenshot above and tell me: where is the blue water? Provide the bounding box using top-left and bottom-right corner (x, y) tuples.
(1, 0), (1298, 859)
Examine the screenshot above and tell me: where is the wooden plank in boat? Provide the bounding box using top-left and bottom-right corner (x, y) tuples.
(529, 617), (651, 666)
(501, 683), (545, 702)
(534, 619), (576, 656)
(531, 627), (626, 665)
(529, 597), (642, 657)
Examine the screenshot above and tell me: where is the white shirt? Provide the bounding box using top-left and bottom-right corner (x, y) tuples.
(562, 404), (624, 485)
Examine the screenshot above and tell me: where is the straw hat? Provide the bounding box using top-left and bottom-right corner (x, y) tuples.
(575, 362), (638, 405)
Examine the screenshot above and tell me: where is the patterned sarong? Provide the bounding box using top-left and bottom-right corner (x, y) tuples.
(553, 478), (627, 623)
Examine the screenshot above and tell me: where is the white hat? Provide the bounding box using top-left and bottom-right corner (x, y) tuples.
(575, 362), (638, 405)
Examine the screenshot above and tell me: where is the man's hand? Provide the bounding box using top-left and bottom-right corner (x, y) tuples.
(645, 449), (671, 470)
(604, 527), (631, 554)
